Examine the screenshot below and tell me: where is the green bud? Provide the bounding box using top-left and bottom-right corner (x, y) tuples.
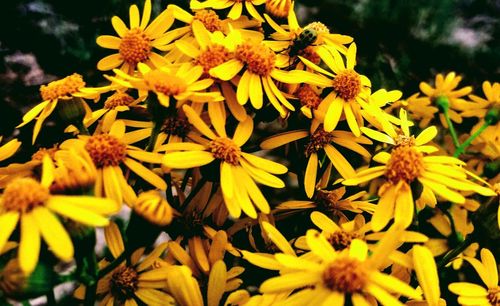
(485, 106), (499, 125)
(435, 96), (449, 111)
(56, 97), (86, 124)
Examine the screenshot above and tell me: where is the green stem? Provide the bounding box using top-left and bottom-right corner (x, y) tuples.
(442, 107), (460, 148)
(83, 252), (98, 306)
(453, 121), (489, 157)
(97, 252), (126, 279)
(437, 234), (474, 269)
(46, 290), (56, 305)
(146, 121), (162, 152)
(74, 121), (90, 136)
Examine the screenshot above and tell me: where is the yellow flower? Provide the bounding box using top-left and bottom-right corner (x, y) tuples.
(245, 226), (422, 305)
(0, 155), (118, 274)
(418, 72), (472, 127)
(265, 0), (292, 18)
(17, 73), (107, 143)
(96, 0), (173, 73)
(75, 222), (174, 306)
(449, 248), (500, 306)
(133, 190), (173, 226)
(192, 0), (266, 22)
(458, 81), (499, 119)
(412, 245), (441, 306)
(0, 137), (21, 162)
(162, 105), (288, 218)
(60, 120), (166, 206)
(344, 109), (495, 231)
(261, 124), (372, 198)
(209, 32), (329, 117)
(109, 62), (223, 107)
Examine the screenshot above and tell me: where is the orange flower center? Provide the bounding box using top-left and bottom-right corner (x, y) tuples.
(85, 134), (127, 168)
(323, 258), (367, 293)
(296, 84), (322, 109)
(193, 10), (222, 32)
(2, 178), (50, 213)
(195, 45), (232, 76)
(305, 127), (334, 156)
(110, 266), (139, 299)
(40, 73), (85, 101)
(162, 116), (191, 138)
(119, 28), (152, 66)
(104, 92), (135, 109)
(144, 70), (187, 96)
(31, 146), (58, 162)
(209, 137), (241, 165)
(305, 22), (330, 34)
(235, 43), (276, 77)
(327, 231), (359, 250)
(385, 145), (424, 184)
(488, 287), (500, 306)
(265, 0), (292, 18)
(332, 70), (362, 101)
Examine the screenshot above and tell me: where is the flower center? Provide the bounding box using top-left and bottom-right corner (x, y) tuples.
(305, 22), (330, 34)
(144, 70), (187, 96)
(327, 231), (359, 250)
(332, 70), (362, 101)
(195, 45), (232, 76)
(31, 146), (58, 162)
(385, 145), (424, 184)
(235, 43), (276, 76)
(265, 0), (292, 18)
(193, 10), (222, 32)
(323, 258), (367, 293)
(110, 266), (139, 299)
(85, 134), (127, 168)
(162, 116), (191, 138)
(104, 92), (135, 109)
(119, 28), (152, 66)
(305, 127), (334, 156)
(209, 137), (241, 165)
(2, 178), (50, 213)
(296, 84), (322, 109)
(298, 46), (321, 64)
(488, 287), (500, 306)
(40, 73), (85, 101)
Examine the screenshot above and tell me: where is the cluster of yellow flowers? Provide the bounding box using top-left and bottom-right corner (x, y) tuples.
(0, 0), (498, 305)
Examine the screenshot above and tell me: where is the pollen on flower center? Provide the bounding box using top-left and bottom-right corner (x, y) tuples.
(332, 70), (362, 101)
(2, 178), (50, 213)
(162, 116), (191, 138)
(119, 28), (152, 65)
(85, 134), (127, 168)
(195, 45), (232, 76)
(40, 73), (85, 101)
(488, 287), (500, 306)
(193, 10), (222, 32)
(235, 43), (276, 76)
(323, 258), (367, 293)
(305, 127), (334, 156)
(110, 266), (139, 299)
(31, 146), (58, 162)
(209, 137), (241, 165)
(305, 22), (330, 34)
(144, 70), (187, 96)
(296, 84), (322, 109)
(385, 145), (424, 184)
(104, 92), (135, 109)
(327, 231), (359, 250)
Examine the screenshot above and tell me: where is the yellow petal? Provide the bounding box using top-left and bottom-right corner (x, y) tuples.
(413, 245), (440, 306)
(207, 260), (227, 306)
(163, 151), (215, 169)
(304, 153), (318, 198)
(97, 54), (123, 71)
(32, 207), (74, 261)
(262, 221), (295, 255)
(19, 214), (41, 274)
(0, 212), (19, 252)
(46, 197), (110, 227)
(124, 157), (166, 189)
(104, 222), (124, 259)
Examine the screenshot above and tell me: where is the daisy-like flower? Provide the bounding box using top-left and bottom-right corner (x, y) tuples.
(0, 137), (21, 162)
(344, 109), (496, 231)
(192, 0), (266, 22)
(133, 190), (173, 226)
(59, 120), (166, 206)
(244, 226), (422, 305)
(418, 71), (472, 127)
(265, 0), (293, 18)
(162, 104), (288, 218)
(300, 44), (395, 136)
(17, 73), (107, 143)
(0, 155), (118, 274)
(75, 222), (174, 306)
(209, 33), (329, 117)
(458, 81), (499, 119)
(175, 20), (248, 121)
(96, 0), (173, 73)
(261, 124), (372, 198)
(449, 248), (500, 306)
(109, 62), (223, 108)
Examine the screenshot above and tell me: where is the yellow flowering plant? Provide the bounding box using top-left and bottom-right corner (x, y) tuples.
(1, 1), (499, 305)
